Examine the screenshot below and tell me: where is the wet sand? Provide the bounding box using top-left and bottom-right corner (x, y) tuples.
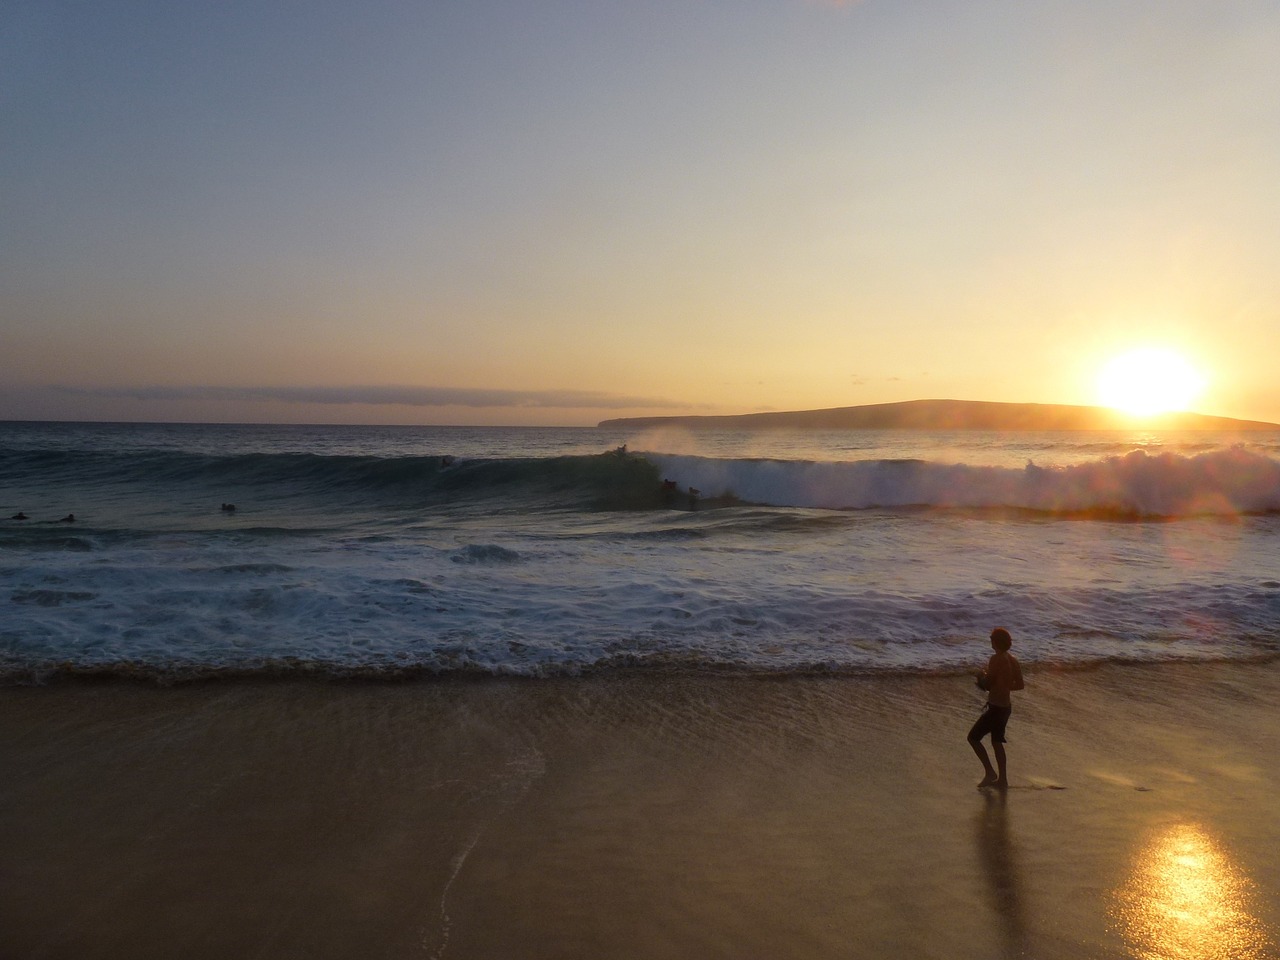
(2, 662), (1278, 959)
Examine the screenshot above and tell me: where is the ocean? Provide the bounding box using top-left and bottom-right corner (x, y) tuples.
(2, 420), (1279, 683)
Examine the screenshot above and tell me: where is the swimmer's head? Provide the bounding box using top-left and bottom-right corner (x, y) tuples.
(990, 627), (1012, 651)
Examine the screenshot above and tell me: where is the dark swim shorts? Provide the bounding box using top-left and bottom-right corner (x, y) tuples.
(968, 704), (1012, 744)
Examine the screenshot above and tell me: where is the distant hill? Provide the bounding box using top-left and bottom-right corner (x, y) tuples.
(599, 399), (1280, 432)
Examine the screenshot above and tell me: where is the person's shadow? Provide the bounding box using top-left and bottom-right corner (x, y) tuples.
(974, 790), (1028, 958)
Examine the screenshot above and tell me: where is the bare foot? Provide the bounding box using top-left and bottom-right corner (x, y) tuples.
(977, 775), (999, 788)
(994, 779), (1009, 790)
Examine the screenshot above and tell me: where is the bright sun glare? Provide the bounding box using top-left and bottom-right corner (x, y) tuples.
(1097, 347), (1206, 416)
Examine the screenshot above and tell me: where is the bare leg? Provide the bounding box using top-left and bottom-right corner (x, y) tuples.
(970, 736), (998, 787)
(992, 740), (1008, 788)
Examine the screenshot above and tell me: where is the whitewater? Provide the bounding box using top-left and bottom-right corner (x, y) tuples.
(2, 420), (1279, 682)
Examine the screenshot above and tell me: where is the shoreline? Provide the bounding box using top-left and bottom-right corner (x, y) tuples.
(3, 661), (1278, 958)
(7, 649), (1279, 688)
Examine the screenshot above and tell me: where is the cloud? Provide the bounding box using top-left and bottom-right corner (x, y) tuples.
(53, 384), (684, 410)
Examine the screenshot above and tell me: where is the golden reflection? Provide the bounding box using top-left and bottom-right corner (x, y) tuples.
(1112, 823), (1273, 959)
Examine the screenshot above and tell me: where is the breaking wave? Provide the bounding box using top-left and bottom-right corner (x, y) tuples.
(648, 447), (1280, 517)
(4, 444), (1278, 518)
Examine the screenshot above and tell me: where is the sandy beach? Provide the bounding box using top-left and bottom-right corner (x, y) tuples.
(2, 662), (1278, 959)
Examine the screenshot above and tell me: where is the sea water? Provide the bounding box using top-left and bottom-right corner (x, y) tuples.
(1, 420), (1278, 682)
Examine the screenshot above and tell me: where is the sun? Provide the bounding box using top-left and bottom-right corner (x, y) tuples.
(1096, 347), (1206, 416)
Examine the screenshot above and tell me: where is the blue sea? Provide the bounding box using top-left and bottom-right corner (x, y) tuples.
(2, 420), (1279, 682)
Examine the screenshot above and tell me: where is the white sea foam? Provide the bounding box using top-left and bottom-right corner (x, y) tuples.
(2, 423), (1279, 680)
(646, 448), (1280, 515)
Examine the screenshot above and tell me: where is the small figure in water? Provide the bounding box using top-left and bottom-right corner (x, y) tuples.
(968, 627), (1025, 789)
(9, 512), (27, 520)
(221, 503), (236, 512)
(58, 513), (76, 523)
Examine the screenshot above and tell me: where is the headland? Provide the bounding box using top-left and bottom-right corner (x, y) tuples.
(600, 399), (1280, 431)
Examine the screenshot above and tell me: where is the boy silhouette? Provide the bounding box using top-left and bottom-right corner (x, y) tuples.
(968, 627), (1024, 789)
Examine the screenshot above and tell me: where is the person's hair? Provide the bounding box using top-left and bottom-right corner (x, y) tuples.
(990, 627), (1013, 651)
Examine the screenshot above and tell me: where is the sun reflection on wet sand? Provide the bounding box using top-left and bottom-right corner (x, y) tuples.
(1112, 823), (1273, 960)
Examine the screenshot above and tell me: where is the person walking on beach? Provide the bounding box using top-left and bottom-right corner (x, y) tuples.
(968, 627), (1024, 789)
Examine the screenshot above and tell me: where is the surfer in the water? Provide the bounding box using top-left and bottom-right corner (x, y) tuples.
(967, 627), (1024, 789)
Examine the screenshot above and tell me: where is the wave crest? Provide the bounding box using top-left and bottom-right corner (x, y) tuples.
(5, 443), (1278, 518)
(646, 447), (1280, 516)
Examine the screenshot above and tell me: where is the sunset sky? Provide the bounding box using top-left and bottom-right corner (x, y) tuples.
(3, 0), (1278, 426)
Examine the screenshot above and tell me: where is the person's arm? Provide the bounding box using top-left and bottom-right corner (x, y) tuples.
(977, 653), (999, 690)
(1011, 657), (1025, 691)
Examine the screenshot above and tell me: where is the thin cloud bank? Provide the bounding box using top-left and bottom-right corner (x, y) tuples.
(54, 385), (684, 410)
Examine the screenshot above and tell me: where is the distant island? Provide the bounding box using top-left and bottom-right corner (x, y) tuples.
(599, 399), (1280, 432)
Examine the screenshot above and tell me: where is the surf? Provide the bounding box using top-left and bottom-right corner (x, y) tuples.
(643, 447), (1280, 517)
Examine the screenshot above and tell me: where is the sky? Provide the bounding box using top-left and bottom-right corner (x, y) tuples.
(3, 0), (1278, 426)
